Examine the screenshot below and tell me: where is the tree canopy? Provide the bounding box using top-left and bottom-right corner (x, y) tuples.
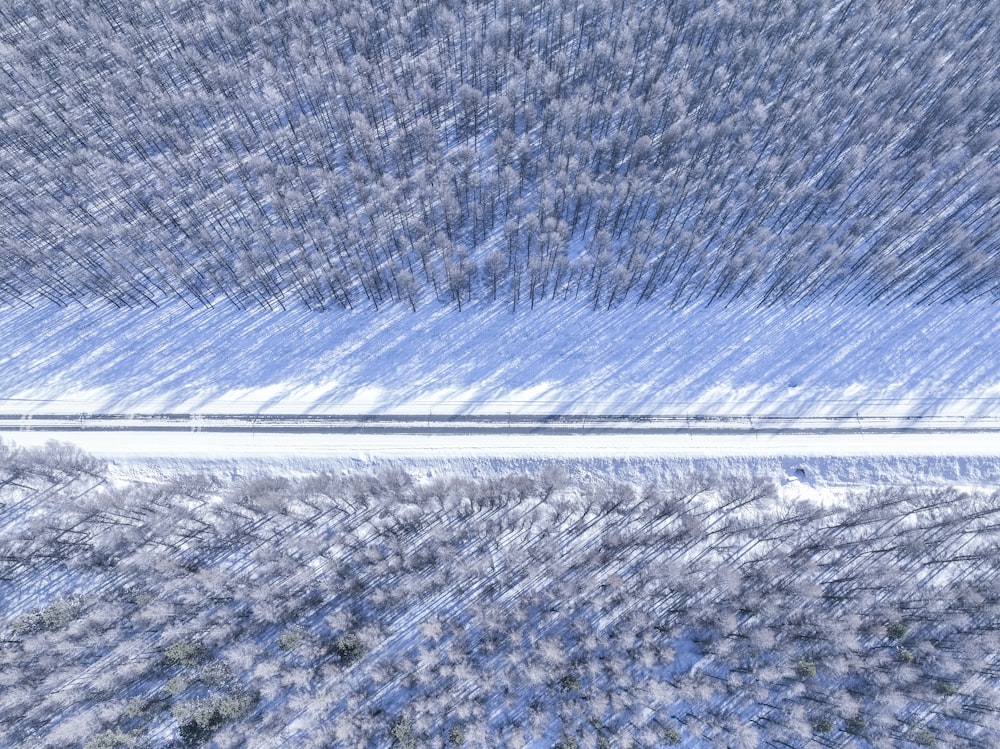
(0, 0), (997, 310)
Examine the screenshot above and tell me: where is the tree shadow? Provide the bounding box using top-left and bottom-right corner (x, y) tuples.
(0, 297), (998, 420)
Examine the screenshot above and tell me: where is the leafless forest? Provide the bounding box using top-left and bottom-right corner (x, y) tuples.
(1, 0), (997, 310)
(2, 442), (998, 747)
(3, 1), (999, 747)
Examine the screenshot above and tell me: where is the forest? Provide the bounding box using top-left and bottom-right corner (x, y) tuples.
(0, 0), (997, 311)
(1, 440), (998, 747)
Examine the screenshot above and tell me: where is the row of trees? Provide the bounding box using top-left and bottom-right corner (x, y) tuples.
(2, 442), (999, 747)
(0, 0), (997, 310)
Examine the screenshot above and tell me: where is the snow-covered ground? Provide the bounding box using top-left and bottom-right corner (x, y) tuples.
(5, 429), (1000, 462)
(2, 297), (1000, 418)
(3, 297), (999, 748)
(4, 296), (999, 489)
(4, 428), (1000, 496)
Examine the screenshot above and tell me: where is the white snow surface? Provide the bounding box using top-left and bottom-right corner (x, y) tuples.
(5, 429), (999, 462)
(4, 429), (1000, 498)
(2, 297), (999, 418)
(3, 297), (999, 490)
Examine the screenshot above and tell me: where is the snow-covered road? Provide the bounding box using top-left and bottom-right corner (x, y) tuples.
(5, 422), (999, 491)
(4, 413), (1000, 432)
(3, 424), (998, 460)
(5, 292), (999, 486)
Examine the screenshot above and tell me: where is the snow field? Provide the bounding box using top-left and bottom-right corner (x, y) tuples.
(2, 297), (999, 421)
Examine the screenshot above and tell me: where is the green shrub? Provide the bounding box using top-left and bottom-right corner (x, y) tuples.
(390, 717), (416, 749)
(912, 728), (936, 747)
(448, 726), (465, 745)
(553, 736), (579, 749)
(794, 660), (817, 679)
(897, 649), (916, 664)
(123, 697), (155, 719)
(9, 596), (84, 635)
(278, 627), (305, 651)
(559, 673), (581, 691)
(333, 633), (365, 664)
(123, 588), (156, 607)
(662, 723), (682, 745)
(84, 729), (136, 749)
(887, 622), (908, 640)
(164, 639), (204, 667)
(199, 661), (234, 687)
(174, 692), (258, 746)
(590, 719), (612, 749)
(165, 676), (189, 696)
(845, 715), (866, 736)
(214, 693), (257, 721)
(811, 717), (835, 734)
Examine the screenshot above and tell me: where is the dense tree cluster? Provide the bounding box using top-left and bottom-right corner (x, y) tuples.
(2, 442), (999, 747)
(0, 0), (997, 310)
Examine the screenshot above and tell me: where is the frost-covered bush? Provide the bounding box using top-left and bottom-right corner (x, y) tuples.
(332, 633), (366, 665)
(8, 595), (83, 635)
(84, 729), (137, 749)
(164, 640), (204, 667)
(173, 692), (258, 746)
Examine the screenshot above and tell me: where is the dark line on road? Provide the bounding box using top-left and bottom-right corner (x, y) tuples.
(2, 413), (1000, 435)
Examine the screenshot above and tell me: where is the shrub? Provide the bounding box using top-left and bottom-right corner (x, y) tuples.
(590, 719), (612, 749)
(214, 693), (257, 721)
(278, 627), (305, 651)
(559, 673), (581, 692)
(175, 692), (258, 746)
(333, 633), (366, 665)
(935, 682), (959, 696)
(118, 586), (156, 607)
(553, 736), (579, 749)
(390, 717), (416, 749)
(912, 728), (936, 746)
(812, 717), (834, 734)
(887, 622), (908, 640)
(199, 661), (234, 687)
(844, 715), (866, 736)
(662, 723), (682, 745)
(84, 729), (137, 749)
(164, 639), (204, 667)
(123, 697), (156, 719)
(165, 676), (189, 696)
(448, 725), (465, 745)
(897, 649), (916, 664)
(794, 660), (817, 679)
(9, 596), (84, 635)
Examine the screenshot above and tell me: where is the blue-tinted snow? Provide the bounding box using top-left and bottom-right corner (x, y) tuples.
(0, 298), (997, 419)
